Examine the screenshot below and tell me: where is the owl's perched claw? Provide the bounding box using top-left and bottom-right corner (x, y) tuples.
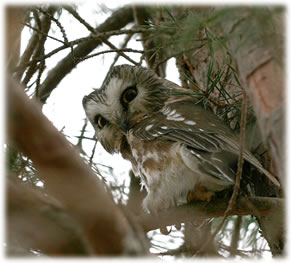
(187, 185), (215, 202)
(160, 226), (172, 235)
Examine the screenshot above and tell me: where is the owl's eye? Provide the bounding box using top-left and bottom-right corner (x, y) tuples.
(121, 86), (137, 106)
(94, 114), (108, 129)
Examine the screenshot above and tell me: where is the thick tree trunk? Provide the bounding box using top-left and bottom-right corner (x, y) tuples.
(221, 7), (285, 185)
(220, 7), (285, 255)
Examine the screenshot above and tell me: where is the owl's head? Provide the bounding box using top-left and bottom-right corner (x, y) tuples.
(82, 64), (169, 153)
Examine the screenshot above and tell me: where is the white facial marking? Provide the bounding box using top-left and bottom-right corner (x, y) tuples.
(85, 77), (125, 122)
(85, 100), (100, 118)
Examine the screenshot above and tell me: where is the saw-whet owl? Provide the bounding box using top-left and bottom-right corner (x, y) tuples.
(83, 64), (279, 213)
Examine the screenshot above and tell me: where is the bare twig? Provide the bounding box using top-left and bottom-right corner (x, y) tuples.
(22, 22), (65, 44)
(196, 91), (248, 255)
(30, 6), (134, 103)
(38, 7), (77, 64)
(89, 140), (98, 166)
(38, 7), (70, 46)
(22, 7), (56, 86)
(65, 5), (139, 66)
(35, 56), (45, 98)
(63, 6), (95, 32)
(15, 28), (148, 73)
(75, 118), (88, 152)
(79, 48), (143, 63)
(230, 215), (242, 256)
(108, 28), (135, 71)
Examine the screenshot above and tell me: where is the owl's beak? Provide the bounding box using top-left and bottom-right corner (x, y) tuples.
(118, 113), (129, 134)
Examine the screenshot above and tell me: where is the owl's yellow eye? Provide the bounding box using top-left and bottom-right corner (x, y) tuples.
(94, 114), (108, 129)
(122, 86), (137, 105)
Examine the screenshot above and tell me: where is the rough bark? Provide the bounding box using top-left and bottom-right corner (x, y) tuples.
(220, 7), (285, 255)
(221, 7), (285, 185)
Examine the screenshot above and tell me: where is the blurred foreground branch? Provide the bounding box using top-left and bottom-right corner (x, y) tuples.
(7, 176), (89, 255)
(6, 76), (147, 256)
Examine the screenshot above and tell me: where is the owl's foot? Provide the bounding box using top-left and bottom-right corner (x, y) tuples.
(160, 226), (172, 235)
(187, 185), (215, 202)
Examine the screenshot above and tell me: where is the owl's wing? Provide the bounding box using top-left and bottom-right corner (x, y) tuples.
(131, 100), (280, 186)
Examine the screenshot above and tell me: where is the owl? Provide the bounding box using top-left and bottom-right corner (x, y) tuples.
(82, 64), (279, 213)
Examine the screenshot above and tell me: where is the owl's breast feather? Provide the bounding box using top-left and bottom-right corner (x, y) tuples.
(127, 133), (209, 212)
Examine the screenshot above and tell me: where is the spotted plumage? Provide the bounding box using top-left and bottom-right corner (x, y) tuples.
(83, 64), (280, 213)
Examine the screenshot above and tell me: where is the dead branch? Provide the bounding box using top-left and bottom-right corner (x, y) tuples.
(7, 76), (147, 256)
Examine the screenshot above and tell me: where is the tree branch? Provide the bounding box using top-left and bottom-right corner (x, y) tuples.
(137, 197), (283, 233)
(14, 28), (148, 72)
(7, 176), (90, 255)
(7, 76), (147, 255)
(38, 6), (134, 103)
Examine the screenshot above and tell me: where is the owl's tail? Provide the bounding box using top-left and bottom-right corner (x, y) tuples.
(243, 150), (280, 186)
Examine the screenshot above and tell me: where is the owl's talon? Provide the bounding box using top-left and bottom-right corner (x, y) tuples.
(187, 185), (215, 202)
(160, 226), (172, 235)
(175, 223), (182, 230)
